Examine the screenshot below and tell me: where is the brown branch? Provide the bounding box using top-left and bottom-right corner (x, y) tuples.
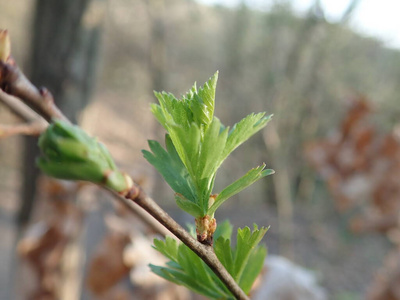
(108, 189), (172, 237)
(0, 61), (68, 123)
(0, 47), (250, 299)
(0, 122), (46, 138)
(0, 90), (45, 123)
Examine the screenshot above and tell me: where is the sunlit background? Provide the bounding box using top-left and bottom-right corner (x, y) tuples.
(200, 0), (400, 48)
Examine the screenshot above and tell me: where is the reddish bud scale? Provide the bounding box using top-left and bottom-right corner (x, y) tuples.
(195, 215), (217, 246)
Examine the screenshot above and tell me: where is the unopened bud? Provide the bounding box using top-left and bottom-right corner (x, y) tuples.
(195, 215), (217, 246)
(0, 30), (11, 62)
(37, 120), (133, 193)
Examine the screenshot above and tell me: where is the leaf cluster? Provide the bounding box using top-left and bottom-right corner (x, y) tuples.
(151, 221), (268, 299)
(142, 72), (273, 217)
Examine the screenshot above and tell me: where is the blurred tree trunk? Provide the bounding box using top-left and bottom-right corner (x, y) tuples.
(18, 0), (105, 225)
(224, 2), (249, 120)
(146, 0), (168, 202)
(148, 0), (166, 93)
(262, 1), (327, 260)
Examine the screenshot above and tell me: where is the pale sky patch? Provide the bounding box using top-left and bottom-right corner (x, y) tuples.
(197, 0), (400, 49)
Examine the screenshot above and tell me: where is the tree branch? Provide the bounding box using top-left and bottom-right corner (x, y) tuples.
(0, 90), (44, 122)
(0, 39), (249, 300)
(0, 122), (46, 138)
(0, 61), (68, 123)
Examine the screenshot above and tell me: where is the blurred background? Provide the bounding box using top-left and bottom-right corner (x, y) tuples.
(1, 0), (400, 299)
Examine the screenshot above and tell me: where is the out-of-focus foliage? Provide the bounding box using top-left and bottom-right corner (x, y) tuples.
(306, 96), (400, 300)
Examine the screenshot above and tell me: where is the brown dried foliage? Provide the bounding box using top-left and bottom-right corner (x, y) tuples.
(17, 178), (83, 300)
(86, 232), (131, 295)
(305, 96), (400, 299)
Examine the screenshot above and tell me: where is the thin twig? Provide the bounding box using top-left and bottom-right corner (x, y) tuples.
(0, 89), (48, 138)
(0, 50), (249, 299)
(0, 122), (46, 138)
(0, 90), (44, 123)
(0, 61), (68, 123)
(108, 189), (172, 237)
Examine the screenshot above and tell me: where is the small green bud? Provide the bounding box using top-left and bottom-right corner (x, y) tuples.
(37, 120), (132, 193)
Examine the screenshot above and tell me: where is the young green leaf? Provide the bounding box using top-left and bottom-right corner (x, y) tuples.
(198, 117), (229, 179)
(150, 265), (225, 299)
(171, 122), (201, 179)
(152, 236), (179, 262)
(233, 225), (269, 283)
(213, 219), (233, 241)
(190, 72), (218, 127)
(151, 236), (233, 299)
(177, 243), (226, 294)
(145, 72), (273, 220)
(208, 164), (274, 215)
(142, 138), (196, 202)
(238, 246), (267, 294)
(175, 194), (203, 217)
(222, 113), (273, 162)
(214, 224), (268, 293)
(214, 237), (234, 274)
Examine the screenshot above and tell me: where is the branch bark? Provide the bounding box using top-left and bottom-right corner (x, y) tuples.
(0, 61), (68, 123)
(0, 123), (45, 138)
(0, 90), (44, 123)
(0, 45), (249, 300)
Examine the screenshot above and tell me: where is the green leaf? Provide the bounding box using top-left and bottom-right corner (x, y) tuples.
(214, 237), (234, 274)
(233, 225), (269, 283)
(151, 236), (233, 299)
(222, 113), (273, 161)
(213, 223), (268, 294)
(175, 194), (202, 217)
(238, 246), (267, 294)
(198, 117), (229, 179)
(142, 138), (196, 202)
(177, 243), (225, 294)
(190, 72), (218, 127)
(147, 72), (274, 217)
(171, 122), (201, 179)
(214, 219), (233, 241)
(208, 164), (274, 215)
(149, 265), (224, 299)
(150, 103), (168, 130)
(152, 237), (179, 262)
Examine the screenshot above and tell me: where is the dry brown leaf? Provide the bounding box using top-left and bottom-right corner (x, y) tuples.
(86, 232), (131, 295)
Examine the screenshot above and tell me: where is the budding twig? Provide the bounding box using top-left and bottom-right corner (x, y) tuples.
(0, 122), (45, 138)
(0, 30), (250, 300)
